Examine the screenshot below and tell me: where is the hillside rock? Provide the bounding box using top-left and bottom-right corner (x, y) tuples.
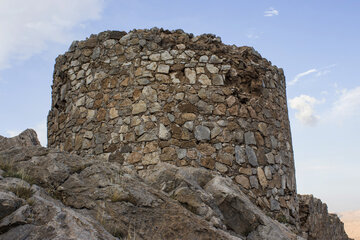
(0, 131), (308, 239)
(299, 195), (351, 240)
(140, 163), (303, 239)
(0, 129), (40, 151)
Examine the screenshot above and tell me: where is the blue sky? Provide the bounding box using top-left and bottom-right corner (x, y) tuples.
(0, 0), (359, 213)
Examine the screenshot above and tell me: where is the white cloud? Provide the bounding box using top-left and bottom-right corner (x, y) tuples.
(331, 86), (360, 119)
(289, 64), (336, 86)
(6, 121), (47, 146)
(246, 33), (259, 39)
(0, 0), (104, 70)
(289, 69), (317, 86)
(289, 95), (324, 126)
(264, 7), (279, 17)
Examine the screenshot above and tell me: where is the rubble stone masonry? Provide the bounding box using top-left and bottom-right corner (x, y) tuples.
(48, 28), (298, 224)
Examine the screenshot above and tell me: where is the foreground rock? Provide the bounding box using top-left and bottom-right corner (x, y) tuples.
(140, 163), (302, 239)
(0, 130), (307, 240)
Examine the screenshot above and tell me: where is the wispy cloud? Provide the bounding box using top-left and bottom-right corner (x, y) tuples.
(246, 33), (259, 39)
(289, 64), (336, 86)
(289, 95), (324, 126)
(0, 0), (104, 70)
(264, 7), (279, 17)
(331, 86), (360, 120)
(289, 69), (317, 86)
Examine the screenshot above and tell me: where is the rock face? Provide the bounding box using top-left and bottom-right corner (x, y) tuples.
(299, 195), (351, 240)
(47, 28), (297, 223)
(0, 129), (40, 151)
(0, 131), (306, 240)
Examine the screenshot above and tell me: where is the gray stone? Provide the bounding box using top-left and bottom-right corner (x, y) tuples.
(137, 78), (150, 85)
(209, 55), (222, 64)
(194, 126), (211, 141)
(198, 74), (211, 85)
(161, 51), (173, 60)
(159, 124), (171, 140)
(95, 133), (106, 144)
(244, 131), (256, 145)
(245, 146), (258, 167)
(206, 64), (219, 74)
(176, 149), (187, 159)
(212, 74), (224, 85)
(270, 136), (278, 149)
(275, 154), (283, 164)
(183, 121), (194, 131)
(211, 126), (222, 139)
(184, 68), (196, 84)
(199, 55), (208, 63)
(264, 166), (272, 180)
(249, 176), (259, 189)
(149, 53), (161, 61)
(235, 145), (246, 164)
(270, 197), (280, 211)
(281, 175), (287, 189)
(135, 125), (145, 136)
(167, 114), (175, 122)
(138, 133), (158, 142)
(215, 162), (228, 173)
(132, 101), (147, 114)
(142, 86), (157, 102)
(157, 64), (170, 74)
(91, 47), (101, 59)
(265, 152), (275, 164)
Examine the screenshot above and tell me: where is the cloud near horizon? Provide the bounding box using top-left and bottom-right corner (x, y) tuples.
(264, 7), (279, 17)
(0, 0), (104, 70)
(289, 95), (323, 126)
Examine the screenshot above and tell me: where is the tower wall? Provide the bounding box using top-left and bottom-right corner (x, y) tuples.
(48, 29), (298, 222)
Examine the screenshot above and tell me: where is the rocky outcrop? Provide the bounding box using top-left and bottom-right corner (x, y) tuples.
(0, 129), (40, 151)
(298, 195), (351, 240)
(0, 131), (305, 239)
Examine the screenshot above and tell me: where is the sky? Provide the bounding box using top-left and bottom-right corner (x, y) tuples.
(0, 0), (359, 213)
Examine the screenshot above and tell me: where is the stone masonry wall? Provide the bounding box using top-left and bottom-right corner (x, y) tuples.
(47, 28), (298, 224)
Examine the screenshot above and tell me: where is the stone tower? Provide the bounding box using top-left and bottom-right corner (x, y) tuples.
(47, 28), (298, 223)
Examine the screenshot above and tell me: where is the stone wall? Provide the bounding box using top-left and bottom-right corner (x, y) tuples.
(47, 28), (298, 223)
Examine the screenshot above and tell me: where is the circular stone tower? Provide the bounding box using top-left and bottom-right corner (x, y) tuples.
(48, 28), (298, 223)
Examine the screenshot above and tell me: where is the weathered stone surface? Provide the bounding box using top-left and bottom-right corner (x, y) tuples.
(194, 126), (210, 141)
(257, 167), (268, 188)
(184, 68), (196, 84)
(0, 145), (241, 240)
(245, 146), (258, 167)
(142, 86), (157, 102)
(141, 163), (306, 240)
(245, 131), (256, 145)
(132, 100), (147, 114)
(249, 176), (259, 189)
(299, 195), (351, 240)
(159, 123), (171, 140)
(235, 145), (245, 164)
(0, 129), (40, 151)
(235, 175), (250, 189)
